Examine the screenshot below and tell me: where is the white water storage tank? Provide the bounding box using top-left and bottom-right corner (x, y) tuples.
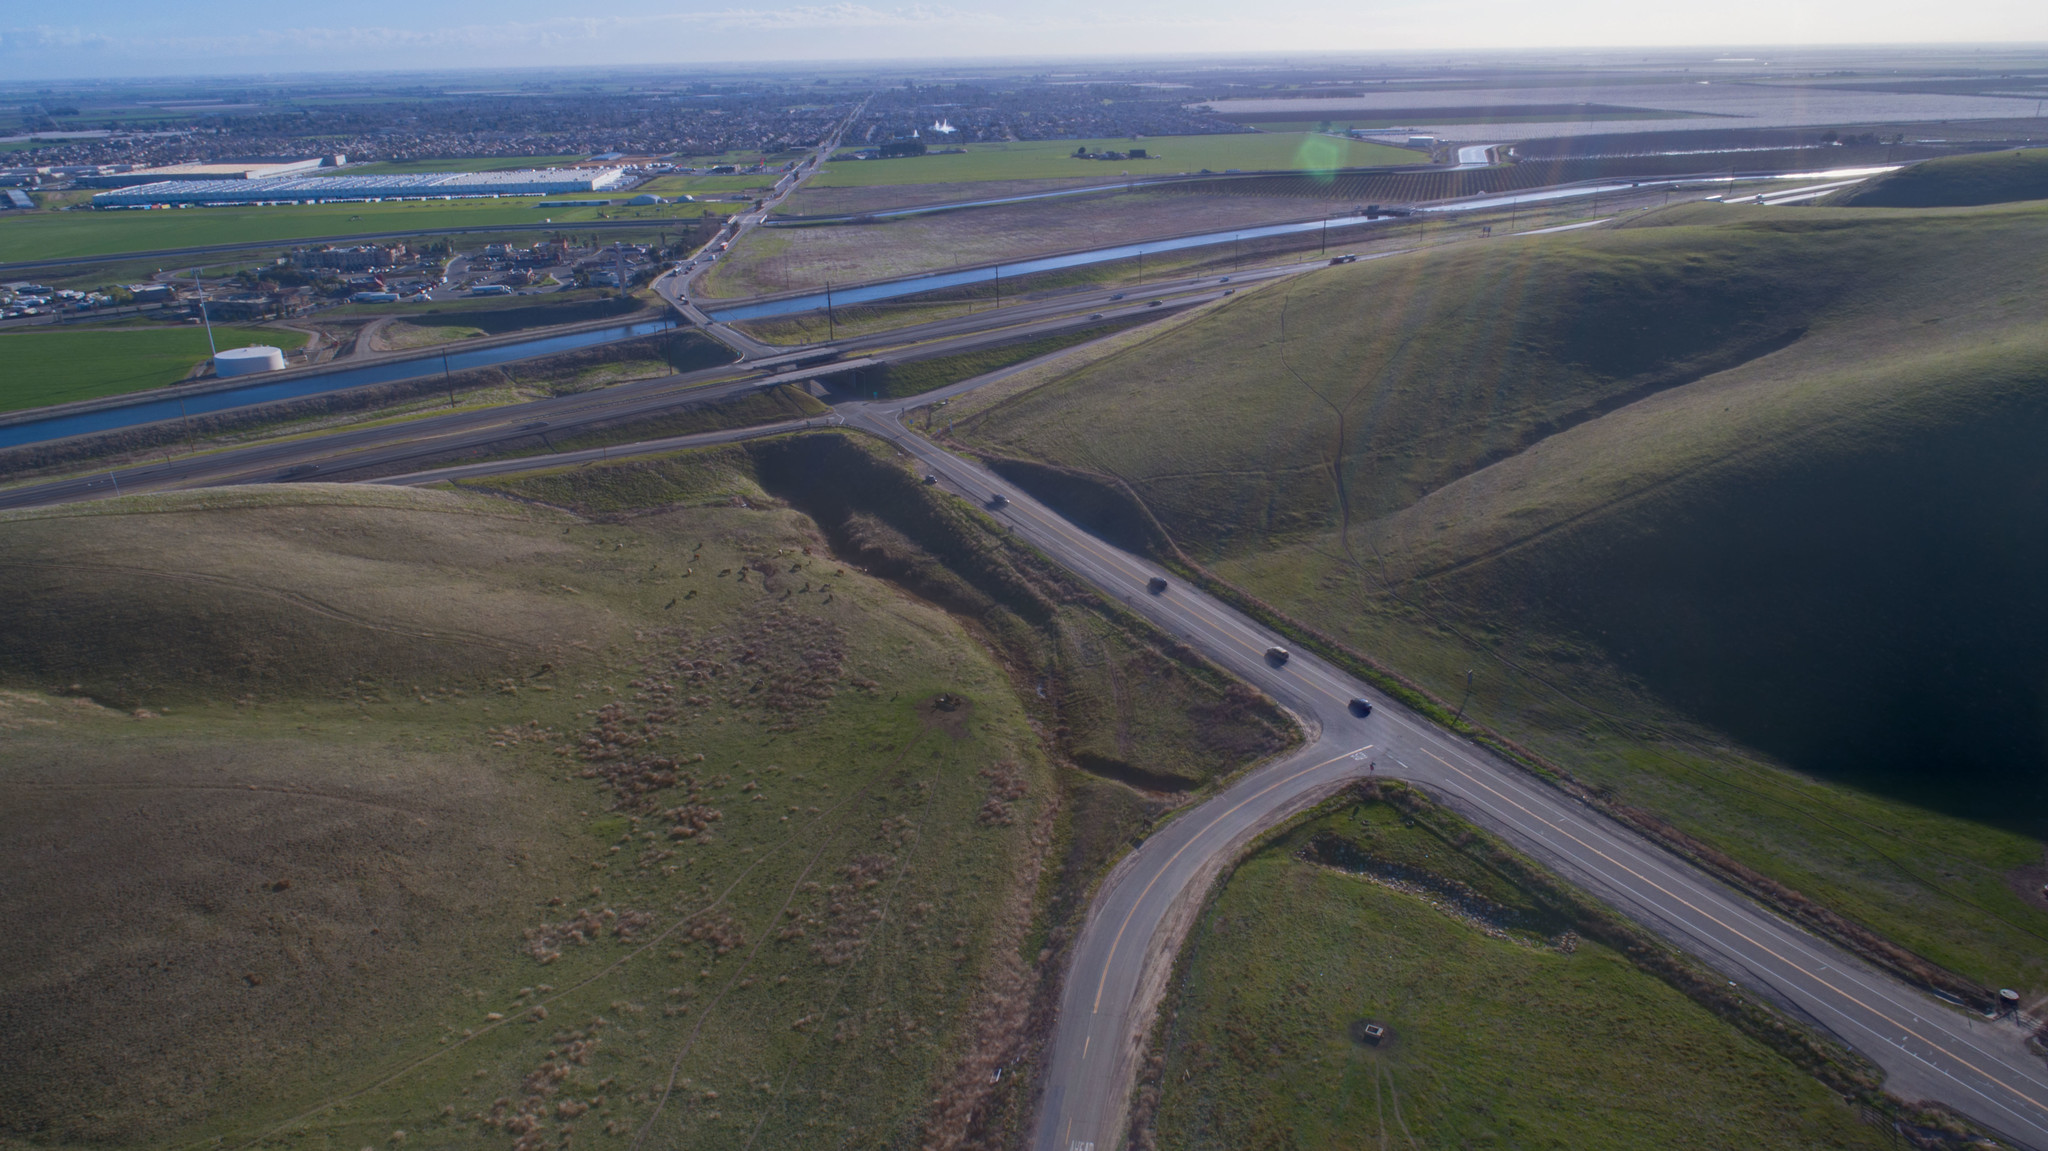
(214, 345), (286, 377)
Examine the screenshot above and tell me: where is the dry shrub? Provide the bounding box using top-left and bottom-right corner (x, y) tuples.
(977, 761), (1029, 827)
(476, 1017), (609, 1149)
(522, 907), (655, 964)
(784, 854), (898, 968)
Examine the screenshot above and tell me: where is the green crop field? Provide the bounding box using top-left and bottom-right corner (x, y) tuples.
(0, 324), (310, 411)
(0, 197), (711, 266)
(808, 132), (1422, 188)
(955, 199), (2048, 1001)
(1152, 802), (1890, 1149)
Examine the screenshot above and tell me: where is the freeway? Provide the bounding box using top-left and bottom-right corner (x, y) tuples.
(653, 96), (872, 360)
(0, 272), (1268, 508)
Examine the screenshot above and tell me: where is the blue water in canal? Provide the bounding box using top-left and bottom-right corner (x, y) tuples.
(0, 318), (674, 449)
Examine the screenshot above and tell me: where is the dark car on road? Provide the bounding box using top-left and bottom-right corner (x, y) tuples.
(1146, 576), (1168, 594)
(1265, 646), (1290, 666)
(1348, 697), (1374, 718)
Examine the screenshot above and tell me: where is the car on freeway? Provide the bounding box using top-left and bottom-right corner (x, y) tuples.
(988, 493), (1009, 508)
(1146, 576), (1168, 594)
(1348, 697), (1374, 718)
(1224, 289), (1235, 295)
(923, 473), (939, 485)
(1110, 293), (1125, 300)
(1089, 312), (1104, 319)
(1265, 646), (1290, 666)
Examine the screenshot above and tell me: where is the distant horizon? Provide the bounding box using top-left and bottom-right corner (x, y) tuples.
(4, 0), (2046, 84)
(5, 43), (2048, 89)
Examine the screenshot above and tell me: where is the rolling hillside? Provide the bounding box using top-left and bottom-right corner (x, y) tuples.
(1832, 147), (2048, 207)
(0, 482), (1060, 1149)
(954, 199), (2048, 996)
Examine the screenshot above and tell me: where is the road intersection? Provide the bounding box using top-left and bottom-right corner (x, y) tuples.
(353, 376), (2048, 1150)
(5, 143), (2038, 1147)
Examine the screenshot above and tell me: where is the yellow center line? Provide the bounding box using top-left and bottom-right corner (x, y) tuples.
(1419, 747), (2048, 1120)
(1090, 744), (1370, 1013)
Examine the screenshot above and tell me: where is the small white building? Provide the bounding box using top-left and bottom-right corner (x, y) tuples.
(214, 345), (286, 377)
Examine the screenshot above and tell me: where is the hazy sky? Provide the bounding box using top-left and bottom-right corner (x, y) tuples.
(4, 1), (2044, 80)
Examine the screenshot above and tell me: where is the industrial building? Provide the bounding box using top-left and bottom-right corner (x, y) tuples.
(82, 158), (332, 188)
(92, 168), (627, 208)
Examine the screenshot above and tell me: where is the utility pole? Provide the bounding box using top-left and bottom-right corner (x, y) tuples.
(190, 268), (217, 362)
(826, 281), (835, 341)
(1322, 214), (1329, 254)
(1453, 669), (1475, 726)
(443, 349), (455, 406)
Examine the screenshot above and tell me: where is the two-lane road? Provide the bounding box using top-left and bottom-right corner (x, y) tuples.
(826, 402), (2048, 1151)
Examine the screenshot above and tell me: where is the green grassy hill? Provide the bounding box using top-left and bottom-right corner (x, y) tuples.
(1833, 147), (2048, 207)
(0, 435), (1304, 1149)
(0, 482), (1060, 1149)
(955, 200), (2048, 997)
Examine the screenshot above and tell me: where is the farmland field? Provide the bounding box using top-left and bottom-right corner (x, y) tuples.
(0, 324), (310, 411)
(0, 197), (714, 266)
(779, 178), (1106, 218)
(809, 133), (1422, 188)
(702, 189), (1348, 298)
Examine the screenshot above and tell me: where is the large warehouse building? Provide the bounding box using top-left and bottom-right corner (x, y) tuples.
(92, 168), (628, 207)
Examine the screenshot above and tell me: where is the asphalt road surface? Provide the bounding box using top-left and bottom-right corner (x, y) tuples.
(654, 97), (871, 360)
